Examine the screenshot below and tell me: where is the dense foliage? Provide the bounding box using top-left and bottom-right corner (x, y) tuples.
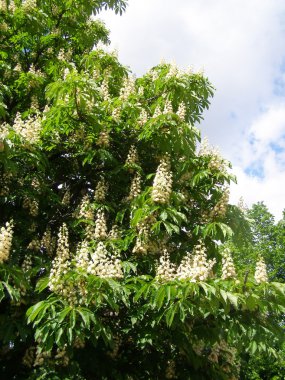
(1, 1), (285, 379)
(233, 203), (285, 379)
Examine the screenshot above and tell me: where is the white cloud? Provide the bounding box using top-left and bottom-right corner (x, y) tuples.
(231, 103), (285, 220)
(100, 0), (285, 219)
(230, 164), (285, 221)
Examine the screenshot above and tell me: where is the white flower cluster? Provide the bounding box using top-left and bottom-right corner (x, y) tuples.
(120, 76), (136, 101)
(41, 227), (56, 256)
(97, 128), (110, 148)
(31, 177), (40, 190)
(0, 21), (8, 31)
(128, 173), (141, 200)
(199, 138), (228, 173)
(22, 255), (32, 272)
(94, 209), (107, 240)
(198, 137), (211, 156)
(112, 107), (120, 121)
(132, 226), (149, 254)
(0, 0), (7, 11)
(0, 220), (14, 264)
(73, 337), (85, 349)
(12, 112), (42, 144)
(28, 64), (44, 78)
(208, 153), (228, 173)
(163, 99), (173, 114)
(22, 347), (35, 368)
(109, 224), (120, 240)
(125, 145), (138, 167)
(177, 102), (186, 120)
(151, 155), (173, 204)
(30, 95), (39, 110)
(8, 0), (16, 12)
(62, 189), (71, 206)
(88, 242), (123, 278)
(14, 63), (22, 72)
(138, 108), (148, 126)
(34, 347), (51, 367)
(78, 195), (94, 220)
(49, 223), (71, 293)
(221, 248), (236, 280)
(27, 238), (40, 251)
(100, 78), (110, 101)
(57, 48), (67, 61)
(55, 346), (69, 367)
(75, 240), (90, 272)
(63, 67), (70, 80)
(23, 197), (39, 217)
(237, 197), (248, 213)
(22, 0), (37, 12)
(166, 62), (178, 78)
(0, 122), (9, 140)
(211, 188), (230, 219)
(177, 242), (216, 282)
(94, 178), (108, 202)
(133, 214), (157, 254)
(254, 257), (268, 283)
(153, 105), (162, 118)
(156, 249), (176, 281)
(0, 172), (12, 196)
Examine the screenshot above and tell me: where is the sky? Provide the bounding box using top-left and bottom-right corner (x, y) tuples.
(99, 0), (285, 221)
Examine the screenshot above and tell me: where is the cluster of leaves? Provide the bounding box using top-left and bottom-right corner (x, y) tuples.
(1, 1), (285, 379)
(229, 202), (285, 379)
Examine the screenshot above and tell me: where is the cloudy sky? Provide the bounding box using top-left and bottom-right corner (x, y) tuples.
(100, 0), (285, 220)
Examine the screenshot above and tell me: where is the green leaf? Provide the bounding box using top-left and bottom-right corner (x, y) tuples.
(76, 308), (91, 328)
(36, 277), (49, 293)
(58, 306), (72, 323)
(27, 301), (46, 323)
(165, 303), (178, 327)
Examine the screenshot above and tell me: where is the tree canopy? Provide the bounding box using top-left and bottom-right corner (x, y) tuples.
(1, 1), (285, 379)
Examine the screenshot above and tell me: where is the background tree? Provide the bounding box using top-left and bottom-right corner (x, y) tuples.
(231, 203), (285, 380)
(1, 1), (285, 379)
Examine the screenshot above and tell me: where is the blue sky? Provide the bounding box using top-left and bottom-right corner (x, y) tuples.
(100, 0), (285, 220)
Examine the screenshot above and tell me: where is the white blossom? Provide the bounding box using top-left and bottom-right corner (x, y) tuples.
(163, 99), (173, 114)
(0, 220), (14, 264)
(211, 188), (230, 219)
(78, 195), (94, 220)
(177, 241), (216, 282)
(94, 178), (108, 202)
(97, 128), (109, 147)
(112, 107), (120, 121)
(177, 102), (186, 120)
(221, 248), (236, 280)
(151, 155), (173, 204)
(75, 240), (90, 272)
(0, 122), (10, 140)
(12, 112), (42, 144)
(120, 76), (136, 101)
(138, 108), (148, 126)
(100, 78), (110, 101)
(125, 145), (138, 166)
(22, 0), (37, 12)
(255, 257), (268, 283)
(89, 242), (123, 279)
(156, 249), (176, 281)
(94, 209), (107, 240)
(49, 223), (71, 293)
(153, 106), (162, 118)
(128, 172), (141, 200)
